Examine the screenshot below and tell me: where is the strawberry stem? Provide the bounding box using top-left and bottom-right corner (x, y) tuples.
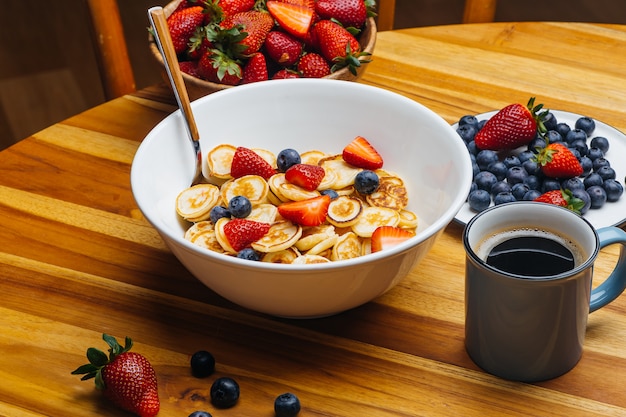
(71, 334), (134, 390)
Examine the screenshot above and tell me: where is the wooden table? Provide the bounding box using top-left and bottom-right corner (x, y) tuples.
(2, 22), (626, 416)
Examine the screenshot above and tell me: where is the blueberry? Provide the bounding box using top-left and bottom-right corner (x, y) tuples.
(277, 148), (301, 172)
(544, 130), (563, 144)
(476, 150), (499, 170)
(459, 114), (479, 128)
(586, 147), (604, 161)
(569, 139), (588, 157)
(587, 185), (607, 209)
(597, 166), (616, 181)
(503, 155), (521, 168)
(466, 141), (479, 155)
(468, 189), (491, 212)
(506, 166), (528, 185)
(543, 111), (558, 131)
(456, 124), (477, 142)
(188, 412), (212, 417)
(565, 129), (587, 144)
(190, 351), (216, 378)
(603, 179), (624, 202)
(477, 119), (488, 130)
(490, 180), (511, 197)
(523, 175), (541, 190)
(592, 157), (611, 171)
(571, 188), (592, 214)
(542, 178), (561, 193)
(274, 393), (301, 417)
(555, 122), (571, 139)
(568, 148), (581, 160)
(527, 136), (547, 153)
(237, 248), (261, 261)
(469, 182), (478, 194)
(522, 159), (541, 177)
(211, 377), (240, 408)
(474, 171), (497, 191)
(575, 116), (595, 136)
(487, 161), (508, 181)
(471, 161), (480, 177)
(517, 150), (535, 164)
(493, 192), (516, 205)
(511, 183), (530, 200)
(590, 136), (610, 154)
(228, 196), (252, 218)
(561, 177), (585, 192)
(584, 173), (604, 188)
(210, 205), (231, 224)
(320, 189), (339, 200)
(523, 189), (542, 201)
(579, 156), (593, 176)
(354, 170), (379, 194)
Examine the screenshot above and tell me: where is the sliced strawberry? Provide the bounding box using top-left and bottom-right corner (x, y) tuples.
(266, 1), (315, 39)
(534, 189), (584, 214)
(371, 226), (415, 253)
(534, 142), (583, 179)
(285, 163), (326, 191)
(230, 146), (276, 179)
(223, 218), (271, 252)
(277, 195), (331, 226)
(342, 136), (383, 170)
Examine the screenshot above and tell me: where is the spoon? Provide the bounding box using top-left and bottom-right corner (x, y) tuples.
(148, 6), (205, 186)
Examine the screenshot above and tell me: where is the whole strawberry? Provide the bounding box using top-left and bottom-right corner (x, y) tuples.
(315, 0), (367, 28)
(312, 20), (371, 75)
(534, 142), (583, 178)
(297, 52), (331, 78)
(167, 6), (206, 54)
(219, 10), (274, 55)
(534, 189), (584, 213)
(474, 97), (547, 150)
(72, 334), (159, 417)
(241, 52), (268, 84)
(265, 31), (303, 67)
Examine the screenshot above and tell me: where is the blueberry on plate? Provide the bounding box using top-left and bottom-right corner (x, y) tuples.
(468, 189), (491, 212)
(494, 192), (516, 205)
(503, 155), (521, 168)
(522, 159), (541, 177)
(569, 139), (588, 157)
(587, 185), (607, 209)
(511, 183), (530, 200)
(592, 157), (610, 171)
(211, 377), (240, 408)
(586, 147), (604, 161)
(277, 148), (301, 172)
(474, 171), (497, 191)
(571, 188), (591, 214)
(476, 150), (498, 170)
(544, 130), (563, 144)
(561, 177), (585, 192)
(543, 111), (558, 131)
(603, 179), (624, 202)
(458, 114), (479, 128)
(188, 412), (212, 417)
(523, 189), (542, 201)
(210, 205), (231, 224)
(579, 156), (593, 176)
(237, 248), (261, 261)
(590, 136), (610, 154)
(555, 122), (571, 139)
(490, 180), (511, 197)
(527, 136), (546, 153)
(466, 140), (479, 156)
(596, 166), (616, 181)
(565, 129), (587, 144)
(190, 350), (216, 378)
(541, 178), (561, 193)
(487, 161), (508, 181)
(506, 166), (528, 185)
(320, 189), (339, 200)
(575, 116), (596, 136)
(228, 195), (252, 218)
(523, 175), (541, 191)
(274, 392), (301, 417)
(584, 173), (604, 189)
(354, 170), (380, 194)
(456, 124), (477, 142)
(517, 150), (535, 164)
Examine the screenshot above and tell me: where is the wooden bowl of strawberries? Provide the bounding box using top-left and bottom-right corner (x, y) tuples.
(149, 0), (377, 100)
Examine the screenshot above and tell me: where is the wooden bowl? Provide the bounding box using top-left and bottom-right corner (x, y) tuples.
(149, 0), (377, 100)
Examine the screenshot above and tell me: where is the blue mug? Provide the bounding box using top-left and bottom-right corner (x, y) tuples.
(463, 202), (626, 382)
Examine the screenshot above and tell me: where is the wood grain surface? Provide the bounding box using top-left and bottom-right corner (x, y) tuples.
(1, 22), (626, 417)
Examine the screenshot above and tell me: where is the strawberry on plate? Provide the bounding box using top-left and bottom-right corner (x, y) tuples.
(534, 142), (583, 178)
(267, 1), (315, 39)
(474, 97), (548, 150)
(285, 163), (326, 190)
(223, 218), (271, 251)
(534, 189), (585, 213)
(72, 334), (160, 417)
(278, 194), (331, 226)
(342, 136), (383, 170)
(371, 226), (415, 253)
(230, 146), (276, 179)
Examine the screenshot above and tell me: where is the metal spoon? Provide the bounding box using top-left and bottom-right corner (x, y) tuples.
(148, 6), (205, 186)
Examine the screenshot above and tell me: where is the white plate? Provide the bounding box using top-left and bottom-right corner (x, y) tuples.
(453, 110), (626, 229)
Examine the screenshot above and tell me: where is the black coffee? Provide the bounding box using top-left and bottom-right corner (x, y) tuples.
(486, 236), (575, 277)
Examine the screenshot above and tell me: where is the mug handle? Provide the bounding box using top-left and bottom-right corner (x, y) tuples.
(590, 226), (626, 312)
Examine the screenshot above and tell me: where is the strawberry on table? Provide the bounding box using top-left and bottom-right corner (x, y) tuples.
(534, 189), (585, 213)
(315, 0), (367, 29)
(474, 97), (548, 150)
(371, 226), (415, 253)
(223, 218), (271, 251)
(342, 136), (383, 170)
(278, 195), (331, 226)
(267, 1), (315, 39)
(534, 142), (584, 178)
(312, 19), (371, 75)
(285, 163), (326, 191)
(230, 146), (277, 179)
(72, 334), (159, 417)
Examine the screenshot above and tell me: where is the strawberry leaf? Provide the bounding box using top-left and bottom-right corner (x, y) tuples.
(87, 347), (109, 367)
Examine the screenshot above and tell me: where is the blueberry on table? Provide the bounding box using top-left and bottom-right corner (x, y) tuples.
(587, 185), (607, 209)
(575, 116), (596, 135)
(468, 189), (491, 212)
(211, 377), (240, 408)
(274, 392), (301, 417)
(277, 148), (301, 172)
(228, 195), (252, 218)
(190, 350), (215, 378)
(603, 179), (624, 202)
(590, 136), (610, 154)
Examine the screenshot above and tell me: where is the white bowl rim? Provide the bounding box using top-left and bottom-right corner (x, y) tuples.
(131, 79), (473, 272)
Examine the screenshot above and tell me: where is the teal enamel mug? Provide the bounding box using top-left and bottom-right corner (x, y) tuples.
(463, 202), (626, 382)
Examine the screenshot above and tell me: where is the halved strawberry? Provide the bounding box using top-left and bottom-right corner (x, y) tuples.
(266, 1), (315, 39)
(223, 218), (271, 252)
(285, 163), (325, 191)
(534, 189), (584, 214)
(277, 195), (331, 226)
(534, 142), (583, 179)
(230, 146), (276, 179)
(342, 136), (383, 170)
(371, 226), (415, 253)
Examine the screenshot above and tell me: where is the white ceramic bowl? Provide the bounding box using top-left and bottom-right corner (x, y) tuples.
(131, 79), (472, 317)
